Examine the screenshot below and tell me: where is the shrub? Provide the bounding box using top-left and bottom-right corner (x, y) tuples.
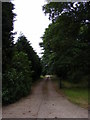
(2, 52), (32, 104)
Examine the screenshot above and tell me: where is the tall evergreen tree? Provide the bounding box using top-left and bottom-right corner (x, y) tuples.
(15, 34), (42, 81)
(2, 2), (16, 73)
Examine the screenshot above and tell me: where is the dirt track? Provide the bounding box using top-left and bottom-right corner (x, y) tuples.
(2, 79), (88, 118)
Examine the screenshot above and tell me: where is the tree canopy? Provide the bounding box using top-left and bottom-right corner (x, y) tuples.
(40, 2), (90, 86)
(15, 34), (42, 81)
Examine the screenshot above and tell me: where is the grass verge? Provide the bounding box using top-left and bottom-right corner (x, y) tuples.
(51, 76), (88, 109)
(62, 88), (88, 109)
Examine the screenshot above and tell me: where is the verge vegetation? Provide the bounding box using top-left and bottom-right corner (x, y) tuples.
(51, 76), (88, 109)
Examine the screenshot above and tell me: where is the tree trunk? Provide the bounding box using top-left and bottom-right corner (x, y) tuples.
(59, 79), (62, 89)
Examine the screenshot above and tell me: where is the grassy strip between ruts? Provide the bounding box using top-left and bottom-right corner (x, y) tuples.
(51, 77), (88, 109)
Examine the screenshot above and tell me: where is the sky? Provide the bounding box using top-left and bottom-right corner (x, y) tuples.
(12, 0), (51, 57)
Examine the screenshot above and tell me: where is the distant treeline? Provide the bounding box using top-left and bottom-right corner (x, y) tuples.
(40, 2), (90, 87)
(2, 2), (42, 104)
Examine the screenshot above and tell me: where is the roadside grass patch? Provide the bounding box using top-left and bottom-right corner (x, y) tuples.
(62, 88), (88, 109)
(51, 76), (88, 109)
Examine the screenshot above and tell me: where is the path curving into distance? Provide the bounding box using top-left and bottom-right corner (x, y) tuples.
(2, 79), (88, 118)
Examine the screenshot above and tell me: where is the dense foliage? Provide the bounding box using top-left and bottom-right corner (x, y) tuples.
(2, 2), (16, 73)
(15, 34), (42, 82)
(41, 2), (90, 87)
(2, 2), (41, 104)
(3, 52), (32, 104)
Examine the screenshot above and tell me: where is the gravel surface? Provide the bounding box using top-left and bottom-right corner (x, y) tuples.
(2, 79), (88, 118)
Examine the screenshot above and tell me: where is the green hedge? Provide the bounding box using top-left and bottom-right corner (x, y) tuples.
(2, 52), (32, 104)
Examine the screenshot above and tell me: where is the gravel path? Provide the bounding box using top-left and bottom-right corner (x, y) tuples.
(2, 79), (88, 118)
